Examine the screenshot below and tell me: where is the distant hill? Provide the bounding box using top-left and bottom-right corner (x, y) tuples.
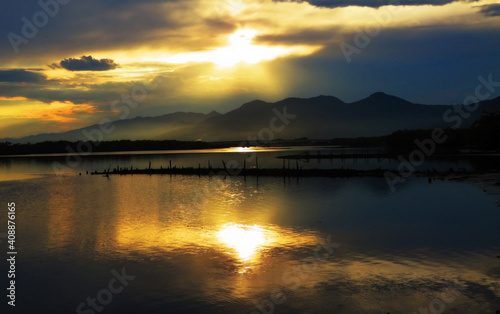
(5, 111), (221, 143)
(4, 93), (500, 143)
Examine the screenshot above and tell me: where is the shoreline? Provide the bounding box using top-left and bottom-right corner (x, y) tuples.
(443, 172), (500, 205)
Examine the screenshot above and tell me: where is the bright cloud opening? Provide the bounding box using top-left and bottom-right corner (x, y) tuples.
(158, 29), (318, 67)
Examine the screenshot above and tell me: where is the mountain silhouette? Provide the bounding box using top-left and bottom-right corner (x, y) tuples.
(4, 93), (500, 143)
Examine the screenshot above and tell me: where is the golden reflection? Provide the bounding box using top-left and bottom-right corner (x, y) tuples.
(216, 223), (265, 261)
(22, 174), (500, 309)
(236, 146), (255, 153)
(0, 173), (41, 181)
(47, 179), (76, 250)
(223, 146), (281, 153)
(97, 176), (321, 277)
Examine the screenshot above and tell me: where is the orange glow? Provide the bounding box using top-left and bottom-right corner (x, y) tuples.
(0, 96), (28, 101)
(0, 99), (100, 137)
(0, 100), (97, 121)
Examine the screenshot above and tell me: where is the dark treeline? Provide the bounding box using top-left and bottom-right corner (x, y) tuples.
(1, 112), (499, 156)
(328, 136), (387, 148)
(386, 112), (500, 153)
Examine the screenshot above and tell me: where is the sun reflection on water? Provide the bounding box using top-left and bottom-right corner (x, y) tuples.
(236, 146), (255, 153)
(216, 223), (266, 261)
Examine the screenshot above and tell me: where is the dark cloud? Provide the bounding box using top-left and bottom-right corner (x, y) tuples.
(272, 0), (477, 8)
(0, 0), (233, 64)
(0, 0), (241, 67)
(47, 63), (61, 70)
(255, 28), (339, 45)
(0, 70), (172, 110)
(0, 80), (132, 106)
(262, 26), (500, 105)
(0, 0), (497, 117)
(478, 4), (500, 17)
(0, 69), (46, 83)
(58, 56), (119, 71)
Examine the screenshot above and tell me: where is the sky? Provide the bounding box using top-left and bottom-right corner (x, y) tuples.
(0, 0), (499, 138)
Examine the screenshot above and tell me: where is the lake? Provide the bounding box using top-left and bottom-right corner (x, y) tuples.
(0, 148), (499, 313)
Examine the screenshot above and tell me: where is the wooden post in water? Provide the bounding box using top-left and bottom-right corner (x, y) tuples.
(243, 159), (247, 180)
(169, 160), (172, 169)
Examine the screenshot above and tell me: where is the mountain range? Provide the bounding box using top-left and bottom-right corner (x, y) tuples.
(4, 92), (500, 143)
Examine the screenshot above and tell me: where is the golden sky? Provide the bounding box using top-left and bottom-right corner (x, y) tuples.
(0, 0), (499, 138)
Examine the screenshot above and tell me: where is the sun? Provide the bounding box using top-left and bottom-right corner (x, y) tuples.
(211, 29), (289, 66)
(158, 29), (317, 67)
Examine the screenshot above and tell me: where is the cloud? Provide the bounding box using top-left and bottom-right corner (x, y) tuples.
(0, 99), (100, 138)
(272, 0), (477, 8)
(58, 55), (119, 71)
(0, 0), (236, 65)
(0, 0), (498, 132)
(47, 63), (61, 70)
(255, 28), (339, 45)
(0, 69), (47, 83)
(268, 25), (500, 104)
(478, 3), (500, 16)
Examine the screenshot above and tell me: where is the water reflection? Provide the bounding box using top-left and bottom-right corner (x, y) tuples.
(0, 172), (40, 182)
(5, 146), (500, 179)
(1, 173), (500, 313)
(217, 224), (266, 261)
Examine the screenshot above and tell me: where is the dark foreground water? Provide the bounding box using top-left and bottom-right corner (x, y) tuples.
(0, 150), (499, 313)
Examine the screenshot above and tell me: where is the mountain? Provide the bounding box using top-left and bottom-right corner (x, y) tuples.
(4, 93), (500, 143)
(9, 111), (220, 143)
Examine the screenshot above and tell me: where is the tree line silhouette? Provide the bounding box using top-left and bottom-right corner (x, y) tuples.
(1, 112), (499, 156)
(386, 112), (500, 153)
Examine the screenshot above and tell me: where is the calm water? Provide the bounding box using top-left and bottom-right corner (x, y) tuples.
(2, 146), (500, 180)
(0, 149), (499, 313)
